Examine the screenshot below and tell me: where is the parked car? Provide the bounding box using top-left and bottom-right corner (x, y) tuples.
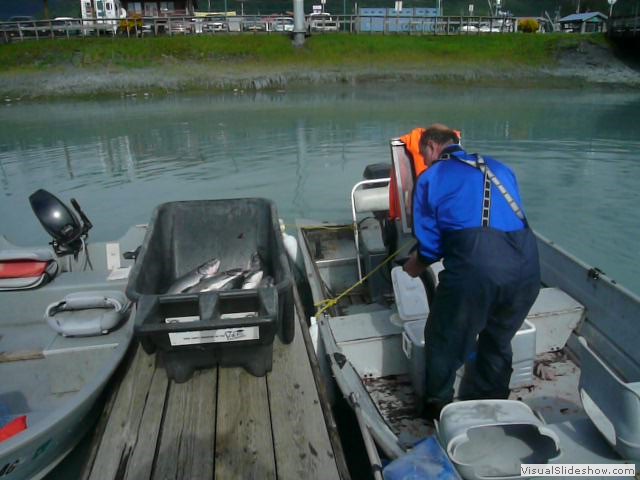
(52, 17), (82, 36)
(307, 12), (338, 32)
(202, 15), (229, 32)
(3, 15), (48, 38)
(478, 23), (503, 33)
(166, 18), (193, 34)
(242, 17), (267, 32)
(272, 16), (294, 32)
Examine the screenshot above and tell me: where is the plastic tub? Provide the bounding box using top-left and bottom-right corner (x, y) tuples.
(125, 199), (294, 381)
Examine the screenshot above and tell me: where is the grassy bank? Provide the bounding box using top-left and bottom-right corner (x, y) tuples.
(1, 33), (604, 69)
(0, 33), (628, 97)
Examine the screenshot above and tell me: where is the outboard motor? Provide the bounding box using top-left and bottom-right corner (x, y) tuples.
(29, 189), (93, 258)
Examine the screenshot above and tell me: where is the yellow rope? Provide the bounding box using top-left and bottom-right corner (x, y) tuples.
(284, 224), (355, 232)
(314, 239), (414, 318)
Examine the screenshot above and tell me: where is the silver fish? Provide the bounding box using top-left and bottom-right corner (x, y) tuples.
(259, 276), (275, 288)
(241, 270), (264, 289)
(247, 252), (262, 271)
(166, 258), (221, 294)
(187, 268), (245, 293)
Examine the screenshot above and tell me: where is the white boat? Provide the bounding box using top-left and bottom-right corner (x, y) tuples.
(295, 138), (640, 479)
(0, 190), (145, 480)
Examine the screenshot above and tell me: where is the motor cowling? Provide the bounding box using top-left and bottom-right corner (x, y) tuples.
(29, 189), (92, 256)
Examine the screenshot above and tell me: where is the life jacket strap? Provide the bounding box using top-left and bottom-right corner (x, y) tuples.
(451, 154), (526, 226)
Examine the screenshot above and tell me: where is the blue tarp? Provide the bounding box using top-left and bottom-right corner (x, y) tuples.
(383, 436), (462, 480)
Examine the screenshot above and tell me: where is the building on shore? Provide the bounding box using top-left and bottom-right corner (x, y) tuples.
(81, 0), (198, 20)
(559, 12), (608, 33)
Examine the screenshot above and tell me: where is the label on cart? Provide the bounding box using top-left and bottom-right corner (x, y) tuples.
(166, 316), (200, 324)
(167, 324), (260, 346)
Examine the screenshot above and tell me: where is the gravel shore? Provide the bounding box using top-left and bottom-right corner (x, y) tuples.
(1, 40), (638, 99)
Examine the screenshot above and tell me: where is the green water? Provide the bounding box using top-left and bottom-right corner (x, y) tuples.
(2, 85), (638, 295)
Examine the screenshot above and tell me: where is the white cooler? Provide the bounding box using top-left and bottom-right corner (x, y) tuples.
(402, 318), (537, 406)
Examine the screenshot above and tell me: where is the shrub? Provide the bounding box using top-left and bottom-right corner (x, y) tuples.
(518, 19), (539, 33)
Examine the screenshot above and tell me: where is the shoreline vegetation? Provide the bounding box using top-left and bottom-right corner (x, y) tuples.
(1, 33), (639, 98)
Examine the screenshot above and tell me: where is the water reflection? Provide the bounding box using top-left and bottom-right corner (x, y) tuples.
(1, 85), (639, 293)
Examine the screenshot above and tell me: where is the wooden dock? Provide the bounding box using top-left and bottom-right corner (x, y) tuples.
(79, 292), (349, 480)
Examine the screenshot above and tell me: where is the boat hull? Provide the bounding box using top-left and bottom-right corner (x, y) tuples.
(0, 226), (144, 479)
(0, 370), (115, 480)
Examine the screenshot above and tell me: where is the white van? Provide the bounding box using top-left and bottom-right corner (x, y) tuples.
(307, 12), (338, 32)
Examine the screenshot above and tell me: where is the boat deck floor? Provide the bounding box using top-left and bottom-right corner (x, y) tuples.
(363, 351), (582, 445)
(0, 324), (96, 413)
(1, 317), (131, 411)
(79, 301), (347, 480)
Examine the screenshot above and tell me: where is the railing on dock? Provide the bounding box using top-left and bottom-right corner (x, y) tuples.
(608, 13), (640, 37)
(0, 14), (519, 43)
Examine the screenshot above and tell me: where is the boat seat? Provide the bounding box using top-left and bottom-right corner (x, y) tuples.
(44, 291), (129, 337)
(546, 417), (624, 464)
(353, 184), (390, 213)
(351, 179), (390, 281)
(0, 239), (59, 291)
(436, 399), (561, 480)
(577, 335), (640, 460)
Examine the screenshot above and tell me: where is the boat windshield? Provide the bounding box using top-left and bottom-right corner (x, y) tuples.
(391, 139), (415, 233)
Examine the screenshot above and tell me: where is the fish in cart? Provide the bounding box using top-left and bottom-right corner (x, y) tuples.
(166, 258), (221, 293)
(259, 277), (275, 288)
(241, 253), (265, 289)
(242, 270), (264, 289)
(186, 267), (245, 292)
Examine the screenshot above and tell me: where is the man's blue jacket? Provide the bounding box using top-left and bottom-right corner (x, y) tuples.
(413, 144), (528, 265)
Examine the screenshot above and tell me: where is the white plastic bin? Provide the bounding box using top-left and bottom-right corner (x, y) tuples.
(510, 319), (537, 388)
(402, 318), (428, 401)
(391, 266), (429, 324)
(403, 318), (537, 406)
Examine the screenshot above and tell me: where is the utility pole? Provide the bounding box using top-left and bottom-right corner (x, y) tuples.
(292, 0), (305, 46)
(343, 0), (346, 30)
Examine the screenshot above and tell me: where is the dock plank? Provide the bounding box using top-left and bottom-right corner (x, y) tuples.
(124, 366), (169, 480)
(153, 368), (217, 480)
(85, 344), (158, 480)
(215, 367), (276, 480)
(268, 315), (341, 479)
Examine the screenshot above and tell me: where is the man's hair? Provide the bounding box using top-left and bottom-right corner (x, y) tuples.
(419, 124), (460, 156)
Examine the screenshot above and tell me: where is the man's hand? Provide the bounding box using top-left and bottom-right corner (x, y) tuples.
(403, 251), (426, 278)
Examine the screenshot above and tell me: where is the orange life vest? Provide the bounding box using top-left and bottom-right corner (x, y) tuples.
(388, 128), (461, 221)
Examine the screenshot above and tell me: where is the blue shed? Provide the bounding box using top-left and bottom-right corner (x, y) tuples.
(559, 12), (608, 33)
(357, 7), (439, 33)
